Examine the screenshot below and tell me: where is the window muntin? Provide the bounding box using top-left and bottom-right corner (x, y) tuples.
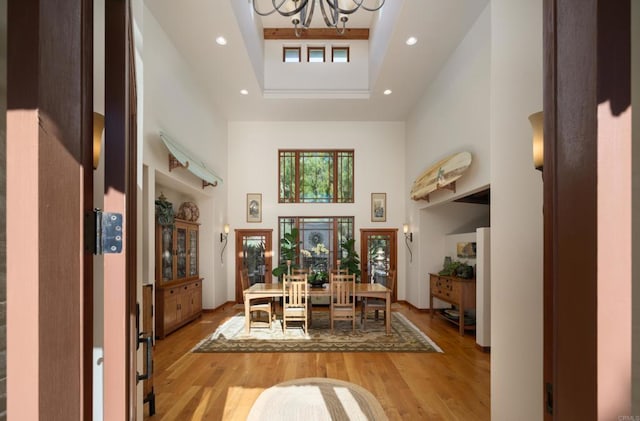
(278, 217), (354, 271)
(336, 151), (354, 202)
(278, 150), (354, 203)
(332, 47), (349, 63)
(307, 47), (325, 63)
(283, 47), (301, 62)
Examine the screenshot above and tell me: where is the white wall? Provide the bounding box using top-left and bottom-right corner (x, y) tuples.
(405, 5), (491, 203)
(404, 4), (491, 310)
(264, 40), (369, 96)
(476, 227), (491, 348)
(490, 0), (543, 419)
(143, 5), (229, 309)
(227, 121), (405, 300)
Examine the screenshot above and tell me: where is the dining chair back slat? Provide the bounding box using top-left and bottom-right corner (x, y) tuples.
(282, 274), (309, 334)
(330, 273), (356, 332)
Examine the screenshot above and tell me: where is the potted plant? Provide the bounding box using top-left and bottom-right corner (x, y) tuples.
(339, 238), (362, 282)
(272, 227), (299, 280)
(155, 193), (175, 226)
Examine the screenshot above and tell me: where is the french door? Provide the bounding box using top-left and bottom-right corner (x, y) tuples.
(235, 229), (273, 303)
(360, 229), (398, 301)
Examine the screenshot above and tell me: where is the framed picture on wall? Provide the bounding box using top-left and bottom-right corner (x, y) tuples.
(371, 193), (387, 222)
(457, 242), (477, 258)
(246, 193), (262, 223)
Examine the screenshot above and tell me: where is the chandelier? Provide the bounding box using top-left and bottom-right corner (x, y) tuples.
(252, 0), (386, 37)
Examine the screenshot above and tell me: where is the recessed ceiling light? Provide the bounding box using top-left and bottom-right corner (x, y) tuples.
(240, 89), (249, 95)
(215, 36), (227, 46)
(383, 89), (392, 95)
(405, 36), (418, 46)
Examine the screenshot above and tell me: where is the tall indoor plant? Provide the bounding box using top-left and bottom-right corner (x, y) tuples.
(339, 238), (361, 282)
(272, 227), (299, 280)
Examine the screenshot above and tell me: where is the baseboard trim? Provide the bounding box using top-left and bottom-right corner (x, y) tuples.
(203, 301), (235, 313)
(475, 344), (491, 353)
(398, 300), (431, 313)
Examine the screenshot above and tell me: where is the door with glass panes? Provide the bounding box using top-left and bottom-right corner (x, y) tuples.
(235, 229), (273, 303)
(360, 229), (398, 302)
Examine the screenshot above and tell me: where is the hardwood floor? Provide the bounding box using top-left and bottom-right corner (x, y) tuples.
(145, 302), (490, 420)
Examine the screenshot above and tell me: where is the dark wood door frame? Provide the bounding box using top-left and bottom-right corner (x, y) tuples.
(7, 0), (93, 419)
(544, 0), (632, 418)
(360, 228), (398, 301)
(104, 0), (137, 419)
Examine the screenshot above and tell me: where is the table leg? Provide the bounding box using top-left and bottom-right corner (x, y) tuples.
(430, 292), (434, 319)
(385, 291), (391, 335)
(244, 295), (251, 334)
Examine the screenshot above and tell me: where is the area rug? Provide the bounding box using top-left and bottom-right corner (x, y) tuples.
(192, 311), (442, 353)
(247, 377), (388, 421)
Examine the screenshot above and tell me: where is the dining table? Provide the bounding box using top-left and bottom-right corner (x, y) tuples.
(243, 282), (392, 335)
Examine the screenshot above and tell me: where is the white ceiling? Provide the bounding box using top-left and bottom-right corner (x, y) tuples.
(144, 0), (488, 122)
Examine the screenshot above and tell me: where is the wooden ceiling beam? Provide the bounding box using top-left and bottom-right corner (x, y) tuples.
(263, 28), (369, 40)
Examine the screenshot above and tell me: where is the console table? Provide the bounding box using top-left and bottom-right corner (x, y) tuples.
(429, 273), (476, 336)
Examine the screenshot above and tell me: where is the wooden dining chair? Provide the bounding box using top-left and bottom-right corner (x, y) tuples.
(361, 269), (395, 330)
(282, 273), (309, 334)
(330, 273), (356, 333)
(241, 268), (272, 329)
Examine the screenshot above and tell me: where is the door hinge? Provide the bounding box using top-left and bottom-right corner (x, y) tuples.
(545, 382), (553, 415)
(85, 208), (123, 255)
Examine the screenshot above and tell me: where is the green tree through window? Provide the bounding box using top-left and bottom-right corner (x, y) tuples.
(279, 149), (354, 203)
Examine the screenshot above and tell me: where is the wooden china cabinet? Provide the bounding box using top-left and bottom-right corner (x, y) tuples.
(155, 219), (203, 338)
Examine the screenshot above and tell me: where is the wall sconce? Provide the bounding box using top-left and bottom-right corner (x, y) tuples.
(220, 224), (230, 264)
(403, 223), (413, 263)
(529, 111), (543, 171)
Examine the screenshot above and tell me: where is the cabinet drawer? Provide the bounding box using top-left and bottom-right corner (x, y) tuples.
(184, 280), (201, 291)
(430, 276), (461, 301)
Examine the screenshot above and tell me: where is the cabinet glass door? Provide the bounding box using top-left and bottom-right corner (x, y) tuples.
(176, 225), (187, 279)
(160, 226), (174, 282)
(188, 228), (198, 277)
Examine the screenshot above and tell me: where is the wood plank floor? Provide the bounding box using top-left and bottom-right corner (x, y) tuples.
(145, 303), (490, 420)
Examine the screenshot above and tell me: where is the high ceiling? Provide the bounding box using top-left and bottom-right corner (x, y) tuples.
(145, 0), (488, 122)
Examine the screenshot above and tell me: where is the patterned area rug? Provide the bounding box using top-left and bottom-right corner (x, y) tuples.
(192, 312), (442, 353)
(247, 377), (388, 421)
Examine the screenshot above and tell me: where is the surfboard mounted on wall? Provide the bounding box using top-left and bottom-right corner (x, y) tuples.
(410, 151), (472, 202)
